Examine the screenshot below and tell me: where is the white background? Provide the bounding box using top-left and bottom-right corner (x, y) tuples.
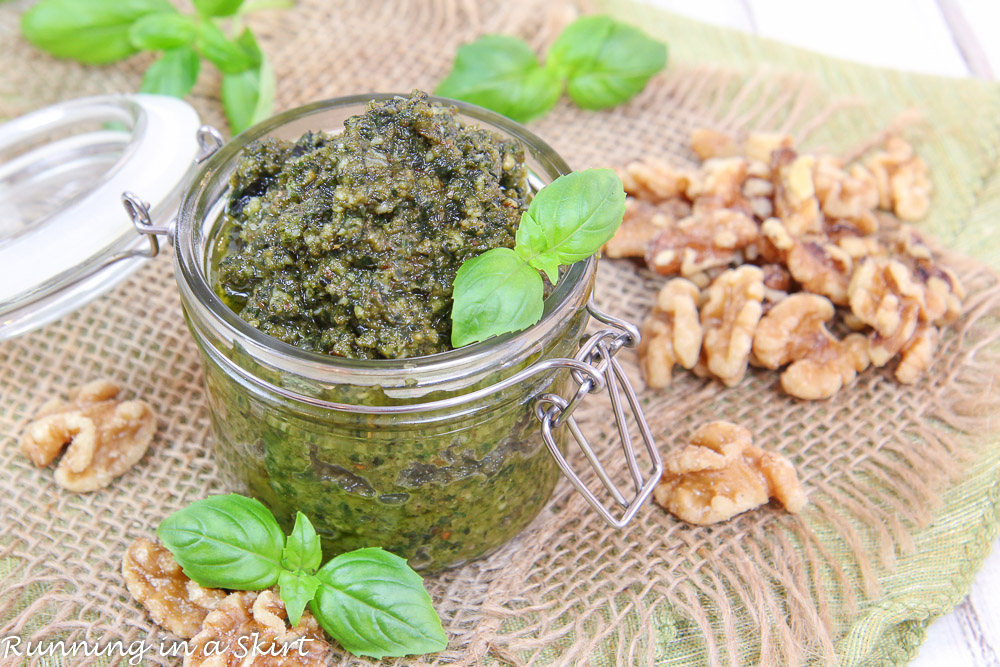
(640, 1), (1000, 664)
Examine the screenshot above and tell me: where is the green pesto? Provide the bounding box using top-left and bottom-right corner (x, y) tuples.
(198, 92), (587, 573)
(213, 91), (529, 359)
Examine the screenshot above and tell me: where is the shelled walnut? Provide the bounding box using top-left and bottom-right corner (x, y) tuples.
(186, 589), (330, 667)
(653, 421), (807, 525)
(638, 279), (703, 388)
(699, 266), (765, 387)
(20, 379), (156, 492)
(753, 294), (870, 400)
(122, 538), (227, 639)
(609, 123), (961, 398)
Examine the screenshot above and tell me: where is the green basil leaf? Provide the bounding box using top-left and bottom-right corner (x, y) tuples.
(310, 547), (447, 658)
(221, 30), (275, 133)
(450, 247), (543, 347)
(193, 0), (244, 17)
(21, 0), (175, 65)
(515, 168), (625, 284)
(139, 46), (200, 97)
(435, 35), (562, 123)
(278, 569), (320, 627)
(282, 511), (322, 574)
(546, 15), (667, 110)
(195, 21), (254, 73)
(128, 12), (194, 51)
(157, 494), (284, 590)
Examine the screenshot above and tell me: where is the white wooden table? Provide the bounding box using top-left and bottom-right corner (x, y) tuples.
(640, 1), (1000, 664)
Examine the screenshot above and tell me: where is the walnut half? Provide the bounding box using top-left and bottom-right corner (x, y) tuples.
(753, 294), (870, 400)
(20, 379), (157, 492)
(654, 421), (807, 525)
(700, 266), (765, 386)
(123, 538), (227, 639)
(638, 278), (703, 388)
(185, 589), (330, 666)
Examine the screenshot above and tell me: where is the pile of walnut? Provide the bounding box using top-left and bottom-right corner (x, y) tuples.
(19, 379), (156, 492)
(123, 538), (330, 666)
(654, 421), (807, 525)
(610, 128), (964, 400)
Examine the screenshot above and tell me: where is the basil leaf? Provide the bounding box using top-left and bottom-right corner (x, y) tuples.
(278, 569), (320, 627)
(193, 0), (244, 17)
(547, 15), (667, 110)
(435, 35), (561, 124)
(157, 494), (284, 590)
(282, 511), (322, 574)
(310, 548), (447, 658)
(21, 0), (175, 65)
(128, 12), (194, 51)
(139, 46), (200, 98)
(221, 30), (275, 133)
(195, 21), (254, 73)
(450, 247), (544, 347)
(515, 168), (625, 284)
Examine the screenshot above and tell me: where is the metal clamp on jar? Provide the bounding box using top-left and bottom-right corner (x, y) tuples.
(0, 93), (662, 574)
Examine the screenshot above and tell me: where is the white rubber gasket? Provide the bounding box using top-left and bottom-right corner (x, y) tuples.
(0, 94), (201, 338)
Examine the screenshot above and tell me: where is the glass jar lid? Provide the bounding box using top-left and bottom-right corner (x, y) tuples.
(0, 94), (203, 340)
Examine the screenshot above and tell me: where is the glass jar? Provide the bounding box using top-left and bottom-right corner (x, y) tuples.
(173, 95), (659, 573)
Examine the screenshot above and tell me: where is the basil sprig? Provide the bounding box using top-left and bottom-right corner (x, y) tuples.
(20, 0), (280, 133)
(436, 14), (666, 123)
(450, 168), (625, 347)
(157, 494), (448, 658)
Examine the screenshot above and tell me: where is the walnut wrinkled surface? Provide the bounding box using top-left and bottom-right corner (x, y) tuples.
(848, 259), (924, 366)
(700, 266), (765, 386)
(186, 589), (330, 667)
(20, 379), (156, 492)
(604, 199), (675, 259)
(646, 209), (759, 277)
(123, 538), (227, 639)
(895, 325), (938, 384)
(753, 294), (870, 400)
(653, 421), (808, 525)
(638, 279), (703, 388)
(616, 157), (692, 202)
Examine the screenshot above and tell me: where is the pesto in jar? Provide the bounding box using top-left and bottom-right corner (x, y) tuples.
(196, 92), (584, 574)
(214, 90), (529, 359)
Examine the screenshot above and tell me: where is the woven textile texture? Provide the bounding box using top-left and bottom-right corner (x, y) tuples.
(2, 0), (1000, 665)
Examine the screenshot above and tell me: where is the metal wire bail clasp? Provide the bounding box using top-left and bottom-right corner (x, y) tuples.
(533, 298), (663, 529)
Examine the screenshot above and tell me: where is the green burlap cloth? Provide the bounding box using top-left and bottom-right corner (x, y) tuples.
(1, 1), (999, 665)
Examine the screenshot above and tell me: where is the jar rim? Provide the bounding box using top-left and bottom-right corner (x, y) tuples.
(175, 92), (594, 379)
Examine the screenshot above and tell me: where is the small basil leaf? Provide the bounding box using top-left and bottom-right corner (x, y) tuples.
(221, 29), (275, 133)
(546, 15), (667, 110)
(21, 0), (175, 65)
(515, 168), (625, 283)
(157, 494), (284, 590)
(282, 511), (322, 574)
(278, 569), (320, 627)
(450, 247), (544, 348)
(139, 46), (200, 98)
(310, 547), (447, 659)
(193, 0), (244, 17)
(128, 12), (194, 51)
(435, 35), (562, 123)
(195, 21), (254, 73)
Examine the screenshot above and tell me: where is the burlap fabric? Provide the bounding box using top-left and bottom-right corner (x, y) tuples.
(2, 0), (1000, 665)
